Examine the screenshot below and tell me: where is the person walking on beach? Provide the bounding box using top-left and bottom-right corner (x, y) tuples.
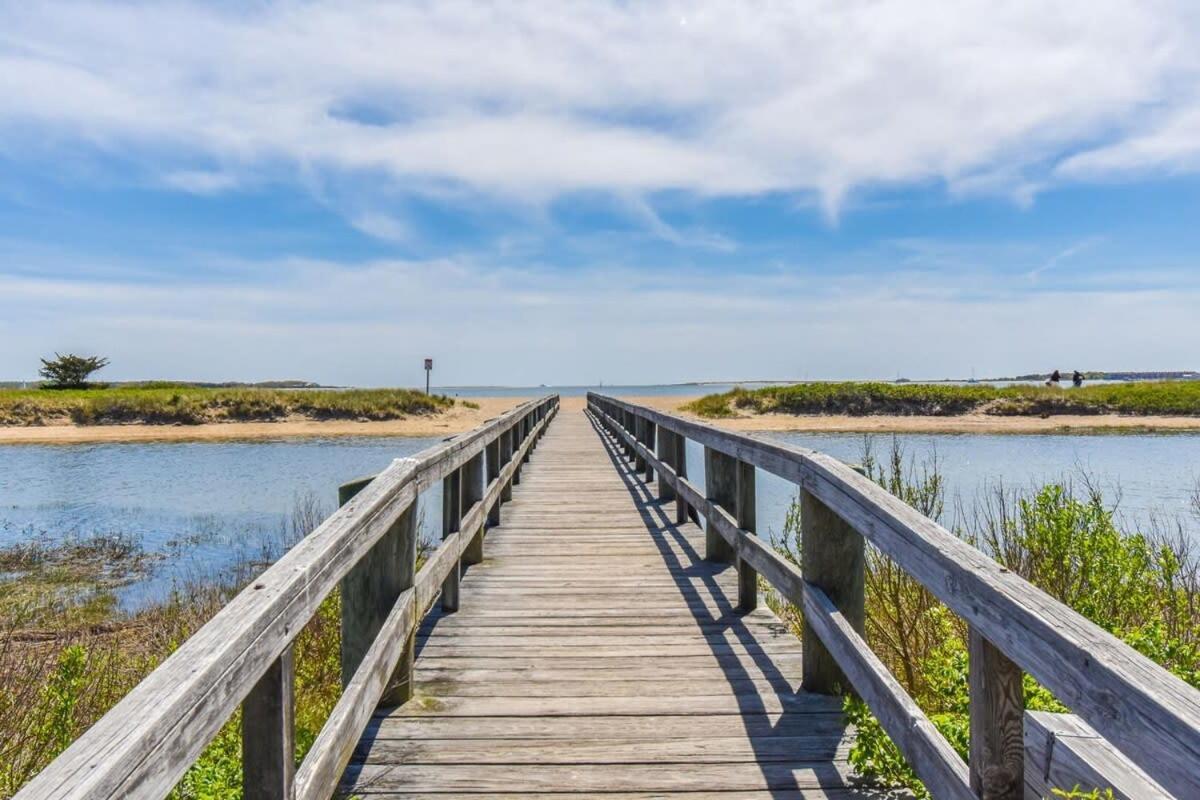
(1073, 370), (1083, 388)
(1046, 369), (1061, 387)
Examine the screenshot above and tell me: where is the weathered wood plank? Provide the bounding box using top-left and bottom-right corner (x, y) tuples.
(14, 396), (558, 800)
(969, 628), (1024, 799)
(241, 647), (294, 800)
(340, 761), (865, 794)
(339, 408), (866, 798)
(1023, 710), (1171, 799)
(800, 487), (864, 696)
(590, 393), (1200, 797)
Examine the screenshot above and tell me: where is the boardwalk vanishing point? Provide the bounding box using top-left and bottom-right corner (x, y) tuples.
(342, 408), (853, 798)
(15, 395), (1200, 799)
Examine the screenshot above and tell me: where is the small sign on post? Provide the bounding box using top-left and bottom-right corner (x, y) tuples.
(424, 358), (433, 395)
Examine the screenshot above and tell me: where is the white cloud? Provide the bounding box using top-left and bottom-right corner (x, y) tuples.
(3, 252), (1198, 385)
(349, 212), (411, 244)
(1, 0), (1197, 215)
(162, 170), (240, 195)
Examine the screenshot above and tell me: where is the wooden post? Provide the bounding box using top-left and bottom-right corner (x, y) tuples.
(644, 421), (656, 484)
(674, 431), (689, 525)
(486, 437), (502, 526)
(801, 489), (865, 694)
(461, 453), (485, 567)
(442, 468), (461, 612)
(736, 460), (757, 611)
(656, 427), (676, 502)
(511, 425), (522, 486)
(338, 478), (416, 704)
(500, 427), (515, 499)
(242, 646), (294, 800)
(522, 415), (532, 463)
(969, 629), (1025, 799)
(626, 412), (636, 460)
(633, 416), (647, 473)
(703, 447), (736, 562)
(623, 411), (634, 459)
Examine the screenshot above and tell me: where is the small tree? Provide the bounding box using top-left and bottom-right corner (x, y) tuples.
(38, 353), (110, 389)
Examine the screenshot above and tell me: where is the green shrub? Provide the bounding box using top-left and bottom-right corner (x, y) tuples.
(685, 381), (1200, 418)
(0, 386), (454, 426)
(774, 439), (1200, 795)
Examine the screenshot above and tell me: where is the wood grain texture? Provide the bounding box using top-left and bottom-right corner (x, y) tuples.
(736, 459), (758, 612)
(340, 408), (864, 799)
(460, 452), (485, 567)
(241, 646), (294, 800)
(589, 393), (1200, 798)
(969, 629), (1024, 799)
(800, 487), (864, 696)
(704, 446), (737, 563)
(1023, 710), (1172, 799)
(15, 395), (557, 800)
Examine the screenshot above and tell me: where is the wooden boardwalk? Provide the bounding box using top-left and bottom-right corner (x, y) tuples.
(341, 409), (870, 798)
(23, 394), (1194, 800)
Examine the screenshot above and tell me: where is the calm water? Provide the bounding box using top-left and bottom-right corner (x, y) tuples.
(430, 378), (1128, 398)
(2, 429), (1198, 610)
(0, 437), (446, 608)
(684, 432), (1200, 545)
(433, 382), (787, 398)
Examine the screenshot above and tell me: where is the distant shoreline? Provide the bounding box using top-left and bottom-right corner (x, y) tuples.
(0, 397), (524, 444)
(616, 396), (1200, 434)
(6, 395), (1200, 444)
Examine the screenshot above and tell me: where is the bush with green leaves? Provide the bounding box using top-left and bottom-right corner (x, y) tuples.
(685, 380), (1200, 418)
(775, 438), (1199, 796)
(37, 353), (109, 389)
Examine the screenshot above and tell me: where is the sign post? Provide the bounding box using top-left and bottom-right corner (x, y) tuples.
(424, 358), (433, 395)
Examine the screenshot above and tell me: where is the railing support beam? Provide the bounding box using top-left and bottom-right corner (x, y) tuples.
(656, 428), (676, 502)
(461, 453), (485, 567)
(486, 437), (502, 525)
(703, 447), (737, 563)
(339, 476), (417, 704)
(736, 460), (757, 611)
(969, 629), (1025, 799)
(242, 646), (295, 800)
(643, 420), (656, 484)
(674, 430), (690, 525)
(511, 425), (523, 486)
(442, 467), (462, 612)
(801, 489), (864, 694)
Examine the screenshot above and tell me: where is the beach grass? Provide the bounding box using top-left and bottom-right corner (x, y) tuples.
(684, 380), (1200, 418)
(0, 384), (455, 426)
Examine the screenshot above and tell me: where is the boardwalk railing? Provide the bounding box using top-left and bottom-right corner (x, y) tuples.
(587, 393), (1200, 799)
(16, 394), (559, 800)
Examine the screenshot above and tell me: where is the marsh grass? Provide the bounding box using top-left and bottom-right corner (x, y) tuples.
(685, 380), (1200, 418)
(0, 385), (455, 426)
(0, 493), (349, 799)
(769, 439), (1200, 796)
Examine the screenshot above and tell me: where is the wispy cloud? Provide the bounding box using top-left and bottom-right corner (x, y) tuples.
(1028, 237), (1106, 282)
(349, 212), (411, 244)
(4, 243), (1198, 384)
(1, 1), (1197, 220)
(162, 170), (240, 195)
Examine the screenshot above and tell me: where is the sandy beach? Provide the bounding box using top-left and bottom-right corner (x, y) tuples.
(0, 397), (527, 444)
(620, 396), (1200, 434)
(3, 394), (1200, 444)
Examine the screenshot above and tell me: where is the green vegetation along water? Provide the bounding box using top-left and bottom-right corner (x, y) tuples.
(0, 384), (452, 425)
(767, 443), (1200, 798)
(2, 430), (1198, 797)
(686, 380), (1200, 417)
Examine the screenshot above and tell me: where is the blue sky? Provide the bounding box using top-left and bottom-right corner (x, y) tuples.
(3, 1), (1200, 386)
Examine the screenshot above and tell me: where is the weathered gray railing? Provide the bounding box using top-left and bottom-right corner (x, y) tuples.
(16, 394), (559, 800)
(587, 393), (1199, 800)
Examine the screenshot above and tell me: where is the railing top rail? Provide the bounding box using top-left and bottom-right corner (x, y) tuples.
(588, 392), (1200, 797)
(18, 394), (558, 800)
